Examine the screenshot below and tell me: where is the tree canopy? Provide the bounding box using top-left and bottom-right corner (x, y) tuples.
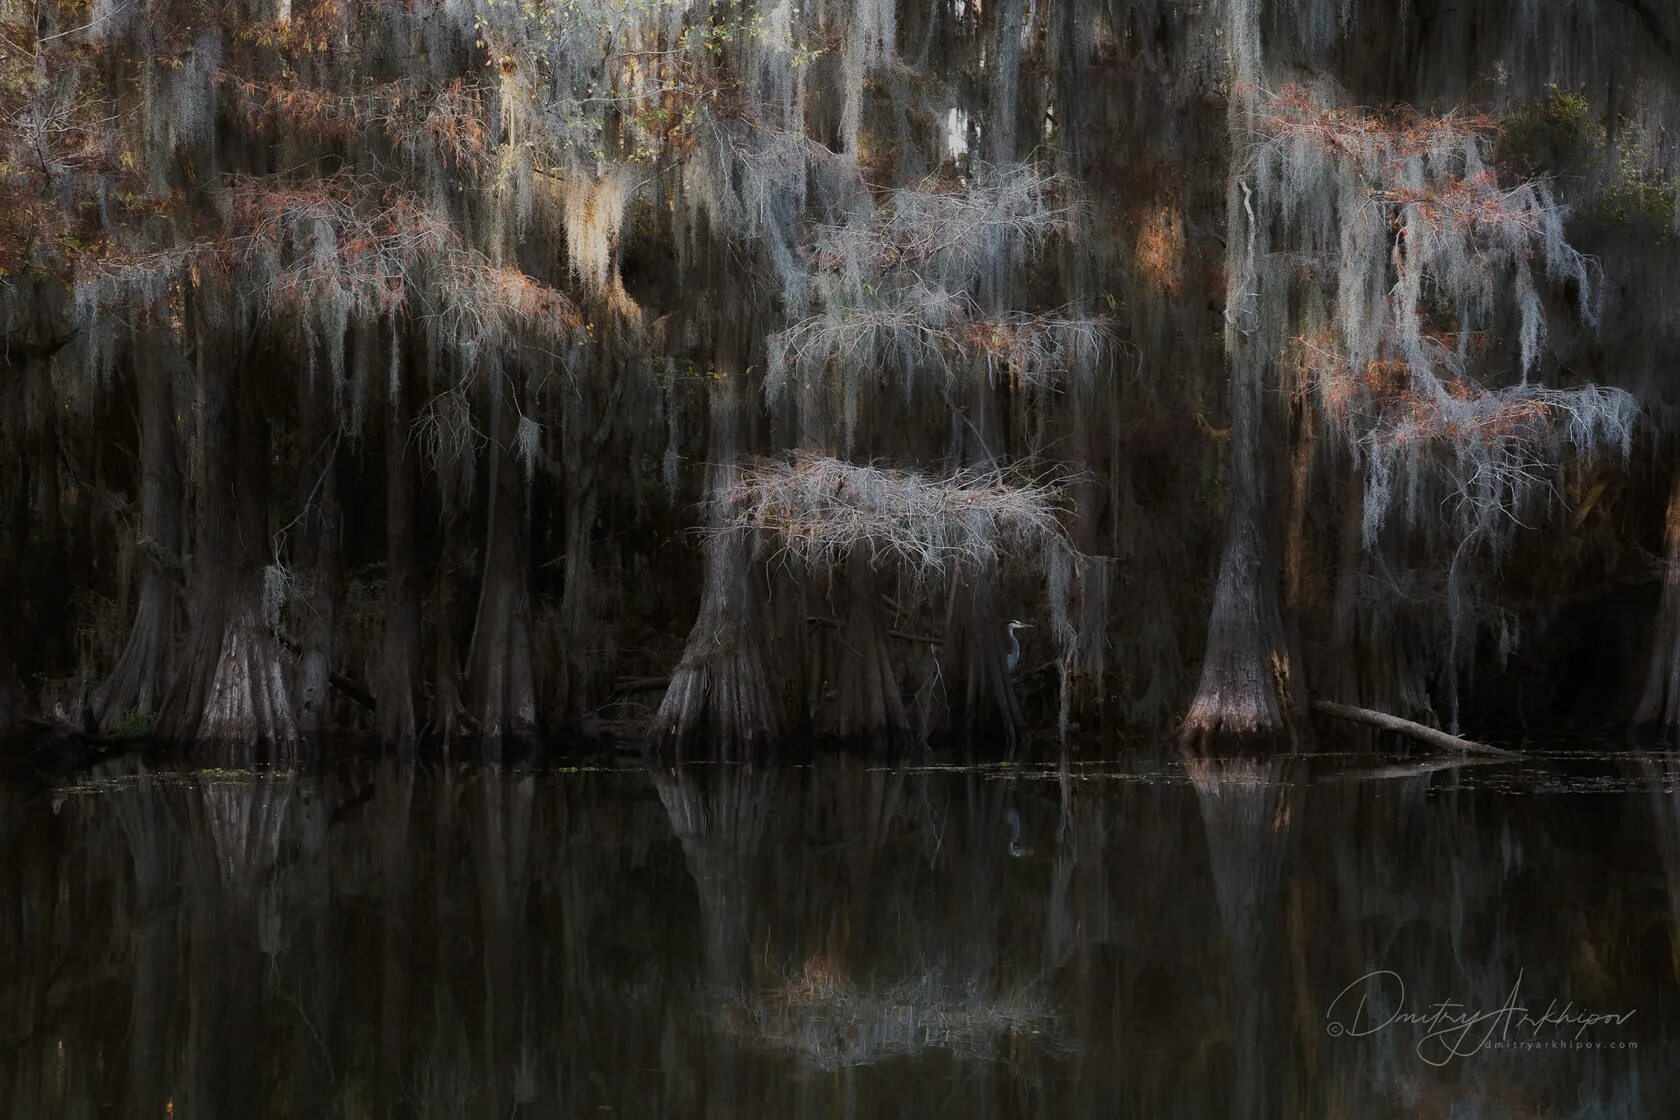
(3, 0), (1679, 755)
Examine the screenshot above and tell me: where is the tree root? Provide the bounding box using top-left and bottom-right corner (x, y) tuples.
(653, 649), (777, 758)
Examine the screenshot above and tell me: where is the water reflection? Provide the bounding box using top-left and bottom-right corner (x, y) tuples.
(0, 751), (1674, 1117)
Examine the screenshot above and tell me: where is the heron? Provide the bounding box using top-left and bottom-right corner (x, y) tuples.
(1005, 619), (1031, 673)
(1005, 807), (1027, 858)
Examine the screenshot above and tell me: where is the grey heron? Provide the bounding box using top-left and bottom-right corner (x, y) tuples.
(1005, 619), (1031, 673)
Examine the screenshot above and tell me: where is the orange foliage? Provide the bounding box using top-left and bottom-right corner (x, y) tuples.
(222, 173), (457, 317)
(237, 0), (346, 54)
(477, 265), (583, 332)
(953, 320), (1020, 355)
(1295, 325), (1513, 437)
(1368, 387), (1554, 451)
(0, 49), (147, 280)
(221, 74), (364, 143)
(220, 75), (490, 172)
(423, 80), (491, 175)
(609, 47), (758, 153)
(1383, 173), (1541, 236)
(1132, 203), (1186, 296)
(1257, 83), (1498, 160)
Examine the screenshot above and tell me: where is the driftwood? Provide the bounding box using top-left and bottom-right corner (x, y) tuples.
(1310, 700), (1517, 757)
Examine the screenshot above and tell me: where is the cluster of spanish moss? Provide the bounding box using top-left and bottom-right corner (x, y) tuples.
(1, 0), (1678, 754)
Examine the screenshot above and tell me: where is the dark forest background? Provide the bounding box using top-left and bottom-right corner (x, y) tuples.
(3, 0), (1679, 757)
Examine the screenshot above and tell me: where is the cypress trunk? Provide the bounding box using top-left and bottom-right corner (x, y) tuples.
(31, 360), (71, 676)
(832, 550), (908, 743)
(654, 336), (778, 758)
(653, 512), (778, 758)
(465, 383), (538, 755)
(377, 354), (423, 749)
(940, 559), (1023, 748)
(1179, 355), (1297, 751)
(93, 350), (182, 732)
(1180, 26), (1300, 755)
(157, 339), (297, 752)
(1635, 463), (1680, 737)
(432, 484), (471, 748)
(554, 486), (597, 722)
(293, 371), (343, 736)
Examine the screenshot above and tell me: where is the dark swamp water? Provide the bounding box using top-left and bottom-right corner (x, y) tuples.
(5, 748), (1680, 1118)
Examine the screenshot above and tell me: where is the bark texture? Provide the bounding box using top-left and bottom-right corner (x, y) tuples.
(93, 351), (182, 732)
(292, 372), (344, 736)
(464, 385), (538, 756)
(653, 516), (779, 758)
(156, 334), (297, 751)
(831, 551), (909, 743)
(940, 560), (1024, 747)
(1635, 463), (1680, 737)
(377, 358), (423, 749)
(1180, 25), (1299, 755)
(1311, 701), (1515, 757)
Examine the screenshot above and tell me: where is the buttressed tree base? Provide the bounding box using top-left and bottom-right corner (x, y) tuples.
(2, 0), (1677, 758)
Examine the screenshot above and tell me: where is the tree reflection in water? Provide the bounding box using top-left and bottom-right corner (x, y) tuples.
(0, 752), (1673, 1117)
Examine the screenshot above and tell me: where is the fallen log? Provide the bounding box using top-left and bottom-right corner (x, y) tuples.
(1310, 700), (1517, 757)
(273, 636), (377, 712)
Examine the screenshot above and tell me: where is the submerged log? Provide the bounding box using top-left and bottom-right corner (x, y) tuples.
(613, 676), (672, 693)
(1310, 700), (1516, 757)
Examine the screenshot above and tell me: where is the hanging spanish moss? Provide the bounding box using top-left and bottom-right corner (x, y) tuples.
(2, 0), (1678, 757)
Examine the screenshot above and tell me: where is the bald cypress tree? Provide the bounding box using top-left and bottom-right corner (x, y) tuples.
(0, 0), (1676, 754)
